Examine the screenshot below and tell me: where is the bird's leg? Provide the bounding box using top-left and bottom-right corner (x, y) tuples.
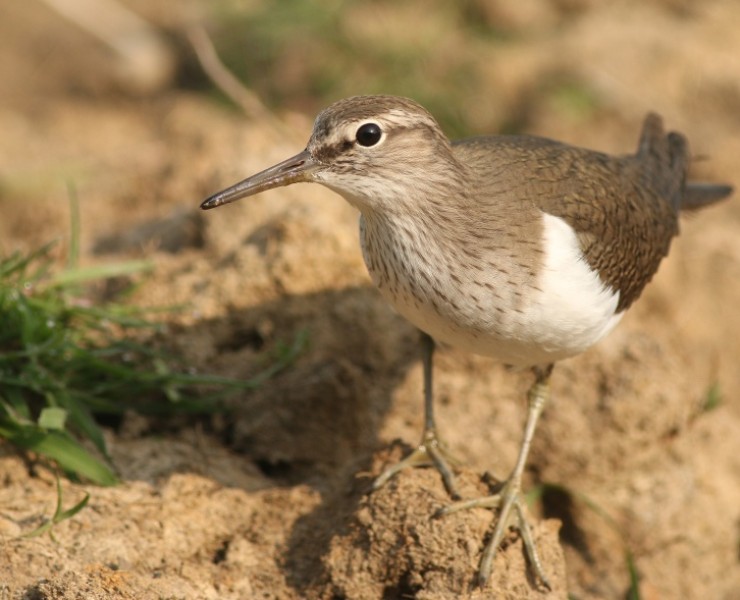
(437, 364), (554, 589)
(372, 331), (462, 499)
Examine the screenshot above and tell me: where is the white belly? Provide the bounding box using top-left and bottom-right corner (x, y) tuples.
(479, 212), (623, 365)
(362, 212), (623, 367)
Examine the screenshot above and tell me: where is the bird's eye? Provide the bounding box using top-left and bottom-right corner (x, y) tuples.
(355, 123), (382, 147)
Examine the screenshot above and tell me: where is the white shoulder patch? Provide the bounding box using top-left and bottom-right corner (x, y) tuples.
(524, 212), (623, 356)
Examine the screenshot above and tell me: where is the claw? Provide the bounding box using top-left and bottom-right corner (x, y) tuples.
(436, 478), (550, 590)
(436, 364), (555, 589)
(373, 428), (462, 500)
(373, 332), (462, 500)
(477, 484), (550, 589)
(374, 335), (554, 589)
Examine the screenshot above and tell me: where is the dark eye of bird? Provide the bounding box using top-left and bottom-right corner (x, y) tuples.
(355, 123), (382, 147)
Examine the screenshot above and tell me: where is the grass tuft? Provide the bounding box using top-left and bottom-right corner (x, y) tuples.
(702, 381), (721, 412)
(21, 473), (90, 540)
(0, 240), (304, 486)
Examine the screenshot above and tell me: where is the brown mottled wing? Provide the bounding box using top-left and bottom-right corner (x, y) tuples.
(453, 115), (686, 311)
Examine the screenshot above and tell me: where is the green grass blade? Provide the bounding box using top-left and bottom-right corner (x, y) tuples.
(38, 407), (68, 430)
(0, 388), (33, 421)
(56, 391), (110, 458)
(703, 381), (721, 412)
(67, 182), (80, 270)
(53, 473), (90, 521)
(57, 490), (90, 521)
(0, 422), (117, 486)
(22, 473), (91, 538)
(0, 241), (57, 281)
(625, 549), (642, 600)
(1, 241), (301, 485)
(249, 328), (309, 386)
(49, 260), (154, 288)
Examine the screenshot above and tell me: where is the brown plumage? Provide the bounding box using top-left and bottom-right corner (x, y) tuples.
(201, 96), (731, 588)
(452, 113), (711, 311)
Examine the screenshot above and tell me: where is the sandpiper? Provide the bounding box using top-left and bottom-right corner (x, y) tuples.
(201, 95), (731, 588)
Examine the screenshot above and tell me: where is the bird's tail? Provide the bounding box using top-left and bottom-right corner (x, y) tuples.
(681, 182), (733, 211)
(636, 113), (733, 211)
(636, 113), (689, 211)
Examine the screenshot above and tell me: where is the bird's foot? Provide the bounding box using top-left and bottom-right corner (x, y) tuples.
(372, 428), (462, 500)
(436, 475), (551, 590)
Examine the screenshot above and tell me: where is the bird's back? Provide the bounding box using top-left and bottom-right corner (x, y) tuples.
(452, 114), (729, 312)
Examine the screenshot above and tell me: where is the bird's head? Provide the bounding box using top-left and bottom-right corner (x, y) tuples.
(201, 95), (459, 214)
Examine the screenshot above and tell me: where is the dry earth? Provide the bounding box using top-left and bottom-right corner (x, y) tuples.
(1, 1), (739, 599)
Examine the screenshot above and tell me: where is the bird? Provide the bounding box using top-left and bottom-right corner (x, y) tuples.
(200, 95), (732, 589)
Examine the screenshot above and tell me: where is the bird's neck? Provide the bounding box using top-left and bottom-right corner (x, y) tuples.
(329, 152), (471, 218)
(358, 197), (474, 298)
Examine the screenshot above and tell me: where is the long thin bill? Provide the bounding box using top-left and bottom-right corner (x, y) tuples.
(200, 149), (317, 210)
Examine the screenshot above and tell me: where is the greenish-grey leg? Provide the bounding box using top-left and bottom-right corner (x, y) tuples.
(437, 363), (554, 589)
(372, 331), (461, 499)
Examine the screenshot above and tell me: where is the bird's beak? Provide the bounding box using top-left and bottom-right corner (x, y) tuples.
(200, 149), (319, 210)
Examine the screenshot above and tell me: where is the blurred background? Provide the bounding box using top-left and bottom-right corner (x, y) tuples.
(2, 0), (738, 251)
(6, 1), (740, 127)
(1, 1), (738, 599)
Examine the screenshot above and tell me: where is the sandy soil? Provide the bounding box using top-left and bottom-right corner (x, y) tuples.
(1, 1), (739, 599)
